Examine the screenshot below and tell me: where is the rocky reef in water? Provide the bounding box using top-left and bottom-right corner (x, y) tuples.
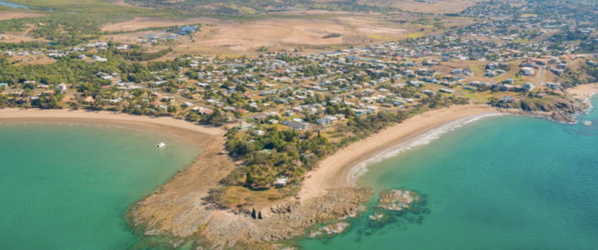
(132, 187), (372, 249)
(370, 188), (429, 224)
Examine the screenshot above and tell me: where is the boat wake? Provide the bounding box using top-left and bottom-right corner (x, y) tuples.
(346, 113), (505, 186)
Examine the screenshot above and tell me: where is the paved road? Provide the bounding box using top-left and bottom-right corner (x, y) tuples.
(537, 66), (545, 85)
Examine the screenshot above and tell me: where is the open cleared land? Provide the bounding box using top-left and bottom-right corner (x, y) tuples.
(101, 17), (204, 32)
(359, 0), (484, 13)
(104, 15), (409, 54)
(0, 12), (44, 20)
(0, 33), (49, 43)
(104, 12), (474, 55)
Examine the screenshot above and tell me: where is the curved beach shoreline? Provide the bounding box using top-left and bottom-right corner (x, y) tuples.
(299, 104), (500, 200)
(2, 83), (598, 246)
(0, 108), (223, 147)
(301, 84), (598, 201)
(568, 83), (598, 100)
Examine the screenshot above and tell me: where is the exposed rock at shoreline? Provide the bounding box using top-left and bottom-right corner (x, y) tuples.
(494, 95), (590, 123)
(204, 188), (371, 247)
(377, 189), (422, 212)
(308, 221), (350, 238)
(128, 89), (595, 249)
(132, 156), (372, 249)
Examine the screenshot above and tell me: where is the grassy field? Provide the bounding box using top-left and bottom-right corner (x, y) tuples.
(0, 0), (476, 56)
(223, 186), (287, 208)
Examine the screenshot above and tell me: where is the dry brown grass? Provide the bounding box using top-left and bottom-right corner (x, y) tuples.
(0, 34), (49, 43)
(101, 11), (473, 56)
(178, 15), (410, 55)
(0, 12), (44, 20)
(102, 14), (413, 55)
(9, 56), (57, 65)
(101, 17), (205, 32)
(360, 0), (483, 13)
(223, 186), (285, 208)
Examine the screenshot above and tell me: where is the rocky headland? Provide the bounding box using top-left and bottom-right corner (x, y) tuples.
(128, 84), (598, 249)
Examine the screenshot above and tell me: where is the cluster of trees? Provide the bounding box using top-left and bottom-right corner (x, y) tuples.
(222, 90), (467, 190)
(0, 45), (192, 89)
(322, 33), (341, 39)
(200, 108), (229, 126)
(121, 47), (173, 61)
(0, 42), (55, 51)
(0, 2), (190, 43)
(0, 46), (199, 115)
(225, 126), (332, 188)
(126, 0), (400, 16)
(0, 56), (119, 87)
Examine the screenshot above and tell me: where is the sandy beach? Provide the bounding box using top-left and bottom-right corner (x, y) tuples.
(568, 83), (598, 100)
(299, 104), (500, 200)
(0, 108), (223, 147)
(0, 99), (589, 245)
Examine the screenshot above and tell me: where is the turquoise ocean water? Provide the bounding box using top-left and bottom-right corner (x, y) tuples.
(2, 98), (598, 250)
(301, 97), (598, 249)
(0, 123), (200, 250)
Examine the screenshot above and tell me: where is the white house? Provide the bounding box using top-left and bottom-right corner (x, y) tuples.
(521, 67), (536, 76)
(274, 177), (288, 186)
(57, 83), (68, 92)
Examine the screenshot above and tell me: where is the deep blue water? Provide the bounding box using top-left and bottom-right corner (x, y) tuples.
(302, 98), (598, 249)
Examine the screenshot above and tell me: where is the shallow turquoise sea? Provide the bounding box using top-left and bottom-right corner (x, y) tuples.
(2, 98), (598, 250)
(0, 123), (200, 250)
(301, 98), (598, 249)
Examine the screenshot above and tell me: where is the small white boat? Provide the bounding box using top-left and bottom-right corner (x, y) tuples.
(156, 142), (166, 148)
(583, 121), (592, 126)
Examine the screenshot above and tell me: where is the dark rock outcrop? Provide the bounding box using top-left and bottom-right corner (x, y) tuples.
(494, 95), (590, 123)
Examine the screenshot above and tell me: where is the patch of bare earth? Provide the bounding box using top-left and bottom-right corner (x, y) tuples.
(359, 0), (483, 13)
(0, 12), (44, 20)
(131, 134), (371, 248)
(172, 15), (409, 55)
(0, 34), (48, 43)
(101, 17), (205, 32)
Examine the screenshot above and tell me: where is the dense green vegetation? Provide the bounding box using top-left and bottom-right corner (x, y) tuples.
(223, 94), (468, 190)
(121, 47), (173, 61)
(1, 0), (597, 207)
(126, 0), (400, 16)
(0, 2), (189, 45)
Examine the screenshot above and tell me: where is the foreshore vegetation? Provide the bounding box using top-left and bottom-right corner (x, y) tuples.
(1, 0), (598, 246)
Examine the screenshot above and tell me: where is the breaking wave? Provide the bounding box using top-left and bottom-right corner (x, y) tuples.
(346, 113), (505, 186)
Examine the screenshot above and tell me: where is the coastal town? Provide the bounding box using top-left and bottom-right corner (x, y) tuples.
(1, 0), (598, 248)
(2, 0), (597, 192)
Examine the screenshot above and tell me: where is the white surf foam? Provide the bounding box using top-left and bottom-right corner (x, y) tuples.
(346, 112), (505, 186)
